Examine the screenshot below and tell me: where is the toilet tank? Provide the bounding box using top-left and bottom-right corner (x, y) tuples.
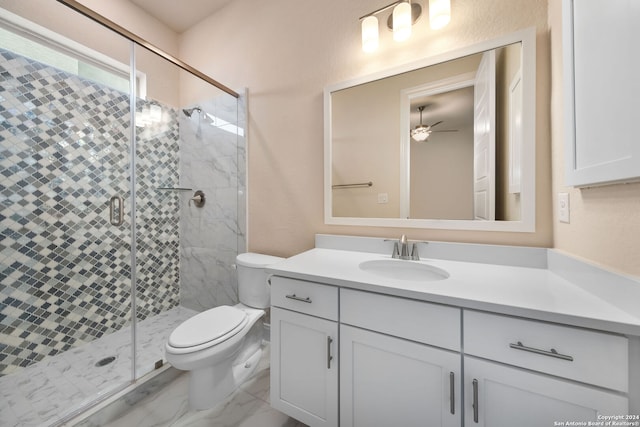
(236, 253), (284, 309)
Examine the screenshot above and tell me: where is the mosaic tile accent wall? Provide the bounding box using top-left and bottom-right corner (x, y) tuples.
(134, 105), (181, 320)
(0, 49), (180, 376)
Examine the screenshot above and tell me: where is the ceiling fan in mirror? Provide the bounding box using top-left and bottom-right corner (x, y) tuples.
(410, 105), (457, 142)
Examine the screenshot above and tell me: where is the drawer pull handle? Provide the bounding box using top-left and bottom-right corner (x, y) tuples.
(472, 379), (479, 423)
(509, 341), (574, 361)
(327, 336), (333, 369)
(285, 294), (312, 303)
(449, 372), (455, 415)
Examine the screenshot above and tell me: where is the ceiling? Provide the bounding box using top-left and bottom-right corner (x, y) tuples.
(128, 0), (234, 33)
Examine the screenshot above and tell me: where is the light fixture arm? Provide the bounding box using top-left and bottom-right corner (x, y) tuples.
(359, 0), (447, 52)
(359, 0), (409, 21)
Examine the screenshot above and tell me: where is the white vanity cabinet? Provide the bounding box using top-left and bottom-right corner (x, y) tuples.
(269, 263), (635, 427)
(270, 277), (339, 427)
(339, 289), (462, 427)
(463, 311), (629, 426)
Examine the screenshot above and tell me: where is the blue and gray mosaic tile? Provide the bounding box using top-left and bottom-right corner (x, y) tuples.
(0, 48), (180, 376)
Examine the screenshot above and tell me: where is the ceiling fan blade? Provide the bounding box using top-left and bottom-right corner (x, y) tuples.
(429, 121), (443, 128)
(432, 129), (458, 133)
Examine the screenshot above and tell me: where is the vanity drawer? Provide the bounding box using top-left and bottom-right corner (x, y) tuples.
(464, 310), (628, 392)
(270, 276), (338, 321)
(340, 288), (461, 351)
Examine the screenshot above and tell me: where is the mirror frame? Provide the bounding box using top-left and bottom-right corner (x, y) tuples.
(324, 27), (536, 232)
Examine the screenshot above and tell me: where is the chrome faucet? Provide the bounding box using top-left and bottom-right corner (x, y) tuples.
(399, 234), (410, 260)
(389, 235), (427, 261)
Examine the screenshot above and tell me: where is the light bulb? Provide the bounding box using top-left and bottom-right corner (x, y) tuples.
(361, 15), (379, 53)
(411, 125), (431, 142)
(393, 2), (412, 42)
(429, 0), (451, 30)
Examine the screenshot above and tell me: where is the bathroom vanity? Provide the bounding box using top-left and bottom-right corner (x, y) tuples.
(268, 235), (640, 427)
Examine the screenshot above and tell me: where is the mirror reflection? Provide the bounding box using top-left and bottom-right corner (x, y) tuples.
(329, 42), (525, 224)
(325, 29), (535, 231)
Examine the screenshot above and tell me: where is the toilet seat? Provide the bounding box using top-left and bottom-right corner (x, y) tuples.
(168, 306), (248, 350)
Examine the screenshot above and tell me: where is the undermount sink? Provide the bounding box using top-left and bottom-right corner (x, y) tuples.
(358, 259), (450, 282)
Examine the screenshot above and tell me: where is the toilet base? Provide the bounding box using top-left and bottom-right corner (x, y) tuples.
(187, 344), (263, 410)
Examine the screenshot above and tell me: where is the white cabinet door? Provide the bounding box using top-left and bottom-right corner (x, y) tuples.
(340, 325), (461, 427)
(563, 0), (640, 186)
(270, 307), (338, 427)
(464, 357), (628, 427)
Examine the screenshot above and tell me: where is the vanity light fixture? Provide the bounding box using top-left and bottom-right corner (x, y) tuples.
(392, 1), (413, 41)
(360, 1), (451, 52)
(428, 0), (451, 30)
(359, 1), (423, 52)
(361, 15), (379, 53)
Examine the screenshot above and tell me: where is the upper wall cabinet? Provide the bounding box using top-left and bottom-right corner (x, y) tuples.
(562, 0), (640, 187)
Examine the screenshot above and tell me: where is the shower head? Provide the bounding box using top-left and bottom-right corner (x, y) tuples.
(182, 107), (202, 118)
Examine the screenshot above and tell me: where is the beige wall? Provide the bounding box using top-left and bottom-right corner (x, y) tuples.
(76, 0), (183, 108)
(12, 0), (638, 276)
(331, 56), (480, 219)
(548, 1), (640, 276)
(331, 78), (401, 218)
(1, 0), (131, 65)
(178, 0), (552, 259)
(411, 125), (474, 219)
(1, 0), (181, 107)
(76, 0), (179, 57)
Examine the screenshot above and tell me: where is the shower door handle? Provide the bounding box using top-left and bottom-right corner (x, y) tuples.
(109, 195), (124, 226)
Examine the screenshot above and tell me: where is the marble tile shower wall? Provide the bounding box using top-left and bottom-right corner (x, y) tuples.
(179, 95), (246, 312)
(0, 49), (180, 376)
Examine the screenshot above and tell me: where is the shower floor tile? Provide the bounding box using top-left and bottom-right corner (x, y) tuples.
(0, 306), (197, 427)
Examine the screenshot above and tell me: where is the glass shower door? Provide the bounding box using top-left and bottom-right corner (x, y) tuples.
(129, 44), (244, 381)
(0, 9), (136, 425)
(1, 2), (245, 424)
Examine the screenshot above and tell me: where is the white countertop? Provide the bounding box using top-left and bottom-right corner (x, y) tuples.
(267, 247), (640, 336)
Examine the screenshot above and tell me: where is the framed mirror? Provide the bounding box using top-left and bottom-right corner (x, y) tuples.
(324, 28), (536, 232)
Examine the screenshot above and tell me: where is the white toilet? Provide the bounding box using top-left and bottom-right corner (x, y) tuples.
(165, 252), (283, 410)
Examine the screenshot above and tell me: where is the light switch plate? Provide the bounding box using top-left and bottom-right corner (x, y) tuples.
(558, 193), (570, 223)
(377, 193), (388, 204)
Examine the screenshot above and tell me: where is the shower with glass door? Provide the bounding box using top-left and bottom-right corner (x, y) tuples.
(0, 2), (245, 425)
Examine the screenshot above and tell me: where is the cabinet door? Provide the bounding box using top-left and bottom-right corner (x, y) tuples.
(270, 307), (338, 427)
(340, 325), (461, 427)
(464, 357), (628, 427)
(562, 0), (640, 186)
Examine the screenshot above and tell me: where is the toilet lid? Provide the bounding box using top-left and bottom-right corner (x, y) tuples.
(168, 306), (248, 348)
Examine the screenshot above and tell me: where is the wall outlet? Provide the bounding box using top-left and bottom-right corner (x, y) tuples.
(558, 192), (570, 223)
(377, 193), (388, 204)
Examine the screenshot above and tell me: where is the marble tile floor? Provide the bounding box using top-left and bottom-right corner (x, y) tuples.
(0, 306), (198, 427)
(73, 343), (308, 427)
